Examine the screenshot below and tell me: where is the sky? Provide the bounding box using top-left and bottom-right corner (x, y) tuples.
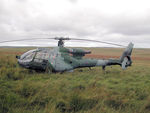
(0, 0), (150, 48)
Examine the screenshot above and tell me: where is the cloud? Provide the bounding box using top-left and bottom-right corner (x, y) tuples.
(68, 0), (78, 3)
(0, 0), (150, 48)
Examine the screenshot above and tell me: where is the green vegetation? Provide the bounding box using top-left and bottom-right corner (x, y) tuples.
(0, 47), (150, 113)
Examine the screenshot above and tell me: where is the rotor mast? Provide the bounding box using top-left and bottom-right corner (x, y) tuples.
(55, 37), (70, 47)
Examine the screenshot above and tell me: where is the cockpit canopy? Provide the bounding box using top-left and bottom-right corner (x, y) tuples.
(20, 49), (36, 61)
(19, 48), (50, 62)
(17, 48), (51, 70)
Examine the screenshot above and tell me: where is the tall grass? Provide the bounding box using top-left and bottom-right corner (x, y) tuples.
(0, 48), (150, 113)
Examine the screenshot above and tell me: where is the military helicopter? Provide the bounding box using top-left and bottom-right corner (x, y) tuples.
(0, 37), (134, 73)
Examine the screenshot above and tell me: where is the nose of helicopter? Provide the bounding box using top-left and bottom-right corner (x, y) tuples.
(16, 55), (20, 59)
(16, 55), (22, 66)
(16, 55), (31, 68)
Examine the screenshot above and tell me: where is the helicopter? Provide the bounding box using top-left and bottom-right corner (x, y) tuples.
(0, 37), (134, 73)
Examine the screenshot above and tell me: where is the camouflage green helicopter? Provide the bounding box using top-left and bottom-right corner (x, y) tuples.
(0, 37), (134, 73)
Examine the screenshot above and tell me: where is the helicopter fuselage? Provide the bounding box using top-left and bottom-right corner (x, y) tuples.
(16, 47), (106, 72)
(16, 42), (133, 73)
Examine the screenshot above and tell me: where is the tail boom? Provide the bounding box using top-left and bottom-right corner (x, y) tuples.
(96, 42), (134, 69)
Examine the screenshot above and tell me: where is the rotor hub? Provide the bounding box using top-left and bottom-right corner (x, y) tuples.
(54, 37), (70, 47)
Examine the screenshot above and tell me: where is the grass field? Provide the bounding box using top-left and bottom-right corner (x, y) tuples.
(0, 47), (150, 113)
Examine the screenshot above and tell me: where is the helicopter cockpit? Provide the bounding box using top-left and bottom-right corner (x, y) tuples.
(20, 49), (36, 61)
(16, 48), (50, 70)
(16, 49), (37, 68)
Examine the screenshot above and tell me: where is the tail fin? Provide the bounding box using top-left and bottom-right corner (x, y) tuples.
(120, 42), (134, 69)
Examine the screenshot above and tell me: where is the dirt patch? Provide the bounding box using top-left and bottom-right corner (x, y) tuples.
(0, 51), (23, 55)
(86, 54), (150, 61)
(86, 54), (119, 59)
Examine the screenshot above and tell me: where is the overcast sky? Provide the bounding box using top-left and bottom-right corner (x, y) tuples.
(0, 0), (150, 48)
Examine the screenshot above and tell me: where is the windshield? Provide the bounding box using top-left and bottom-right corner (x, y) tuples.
(20, 49), (36, 60)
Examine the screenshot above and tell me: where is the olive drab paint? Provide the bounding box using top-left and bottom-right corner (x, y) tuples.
(16, 42), (134, 73)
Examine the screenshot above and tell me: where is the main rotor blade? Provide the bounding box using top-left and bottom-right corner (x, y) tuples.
(0, 38), (55, 43)
(69, 38), (126, 47)
(0, 37), (126, 47)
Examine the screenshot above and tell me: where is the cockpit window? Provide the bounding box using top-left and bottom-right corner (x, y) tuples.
(35, 52), (49, 60)
(33, 52), (49, 63)
(23, 53), (35, 60)
(20, 49), (36, 60)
